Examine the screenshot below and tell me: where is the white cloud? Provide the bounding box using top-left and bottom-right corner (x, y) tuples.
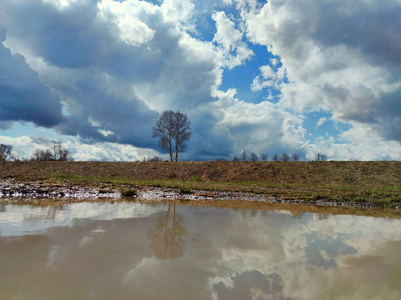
(212, 11), (242, 52)
(305, 123), (401, 161)
(0, 0), (400, 161)
(214, 89), (307, 155)
(212, 11), (253, 69)
(316, 117), (327, 128)
(0, 0), (234, 159)
(244, 0), (401, 145)
(161, 0), (195, 31)
(98, 0), (156, 46)
(251, 64), (286, 91)
(0, 134), (162, 161)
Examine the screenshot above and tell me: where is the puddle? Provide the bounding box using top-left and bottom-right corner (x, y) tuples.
(0, 201), (400, 299)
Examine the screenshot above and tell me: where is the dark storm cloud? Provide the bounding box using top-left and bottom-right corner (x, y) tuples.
(51, 68), (159, 148)
(0, 31), (63, 127)
(0, 0), (231, 157)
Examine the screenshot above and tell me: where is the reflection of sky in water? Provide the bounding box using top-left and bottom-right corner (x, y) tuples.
(0, 202), (400, 300)
(304, 233), (358, 269)
(0, 202), (166, 236)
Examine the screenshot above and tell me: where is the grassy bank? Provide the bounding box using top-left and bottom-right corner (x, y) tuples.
(50, 174), (400, 207)
(0, 161), (400, 207)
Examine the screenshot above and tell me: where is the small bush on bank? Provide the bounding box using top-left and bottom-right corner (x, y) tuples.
(121, 189), (138, 197)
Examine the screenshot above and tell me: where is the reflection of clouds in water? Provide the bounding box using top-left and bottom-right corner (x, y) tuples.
(78, 227), (107, 250)
(279, 241), (401, 300)
(212, 271), (293, 300)
(0, 202), (166, 237)
(46, 245), (58, 266)
(123, 257), (214, 300)
(0, 203), (401, 299)
(206, 212), (401, 300)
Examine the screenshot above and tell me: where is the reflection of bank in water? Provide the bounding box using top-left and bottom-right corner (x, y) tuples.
(148, 203), (187, 259)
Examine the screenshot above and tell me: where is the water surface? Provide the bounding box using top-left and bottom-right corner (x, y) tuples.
(0, 201), (400, 299)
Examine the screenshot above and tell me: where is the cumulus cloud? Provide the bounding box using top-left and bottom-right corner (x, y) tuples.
(0, 27), (63, 127)
(251, 64), (286, 92)
(0, 0), (234, 158)
(0, 0), (400, 160)
(212, 11), (253, 69)
(316, 117), (327, 128)
(305, 125), (401, 161)
(99, 0), (156, 46)
(214, 88), (307, 156)
(2, 201), (401, 298)
(0, 134), (162, 161)
(244, 0), (401, 144)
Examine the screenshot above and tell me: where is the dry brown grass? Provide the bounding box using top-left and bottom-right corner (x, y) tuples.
(1, 161), (400, 207)
(1, 161), (400, 186)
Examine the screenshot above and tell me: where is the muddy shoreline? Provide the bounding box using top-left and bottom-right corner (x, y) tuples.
(0, 178), (397, 211)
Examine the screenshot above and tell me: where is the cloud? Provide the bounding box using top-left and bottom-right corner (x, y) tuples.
(245, 0), (401, 144)
(1, 0), (235, 158)
(0, 28), (63, 127)
(99, 0), (156, 46)
(251, 64), (286, 92)
(305, 124), (401, 161)
(2, 201), (401, 298)
(212, 11), (253, 69)
(214, 88), (307, 156)
(0, 134), (162, 161)
(316, 117), (327, 128)
(1, 0), (400, 161)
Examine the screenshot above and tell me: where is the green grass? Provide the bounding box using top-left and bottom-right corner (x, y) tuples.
(44, 174), (401, 207)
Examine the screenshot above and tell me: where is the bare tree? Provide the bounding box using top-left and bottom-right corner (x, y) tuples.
(282, 153), (290, 162)
(31, 141), (73, 161)
(241, 150), (247, 162)
(216, 157), (226, 162)
(52, 140), (73, 161)
(152, 111), (191, 162)
(147, 156), (164, 162)
(260, 153), (268, 162)
(0, 144), (13, 161)
(250, 152), (258, 162)
(31, 149), (53, 161)
(149, 203), (187, 259)
(314, 153), (328, 161)
(291, 153), (300, 161)
(233, 154), (240, 162)
(272, 154), (280, 162)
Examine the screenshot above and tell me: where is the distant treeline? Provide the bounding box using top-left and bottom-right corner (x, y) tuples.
(0, 141), (73, 162)
(143, 152), (328, 162)
(216, 151), (328, 162)
(1, 142), (328, 163)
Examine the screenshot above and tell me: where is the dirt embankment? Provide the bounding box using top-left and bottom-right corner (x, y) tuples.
(0, 161), (400, 186)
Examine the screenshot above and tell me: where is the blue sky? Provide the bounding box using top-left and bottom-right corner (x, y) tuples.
(0, 0), (400, 161)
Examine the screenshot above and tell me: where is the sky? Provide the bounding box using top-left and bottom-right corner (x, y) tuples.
(0, 0), (400, 161)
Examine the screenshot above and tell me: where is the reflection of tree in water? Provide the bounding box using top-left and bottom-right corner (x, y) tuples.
(291, 211), (304, 219)
(46, 205), (64, 219)
(149, 203), (187, 259)
(240, 209), (260, 218)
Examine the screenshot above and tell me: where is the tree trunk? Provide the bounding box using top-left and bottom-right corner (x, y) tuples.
(169, 141), (173, 161)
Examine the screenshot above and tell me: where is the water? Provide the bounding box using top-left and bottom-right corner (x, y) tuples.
(0, 201), (400, 300)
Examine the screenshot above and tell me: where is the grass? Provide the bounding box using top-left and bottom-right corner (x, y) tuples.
(1, 161), (400, 209)
(39, 174), (401, 208)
